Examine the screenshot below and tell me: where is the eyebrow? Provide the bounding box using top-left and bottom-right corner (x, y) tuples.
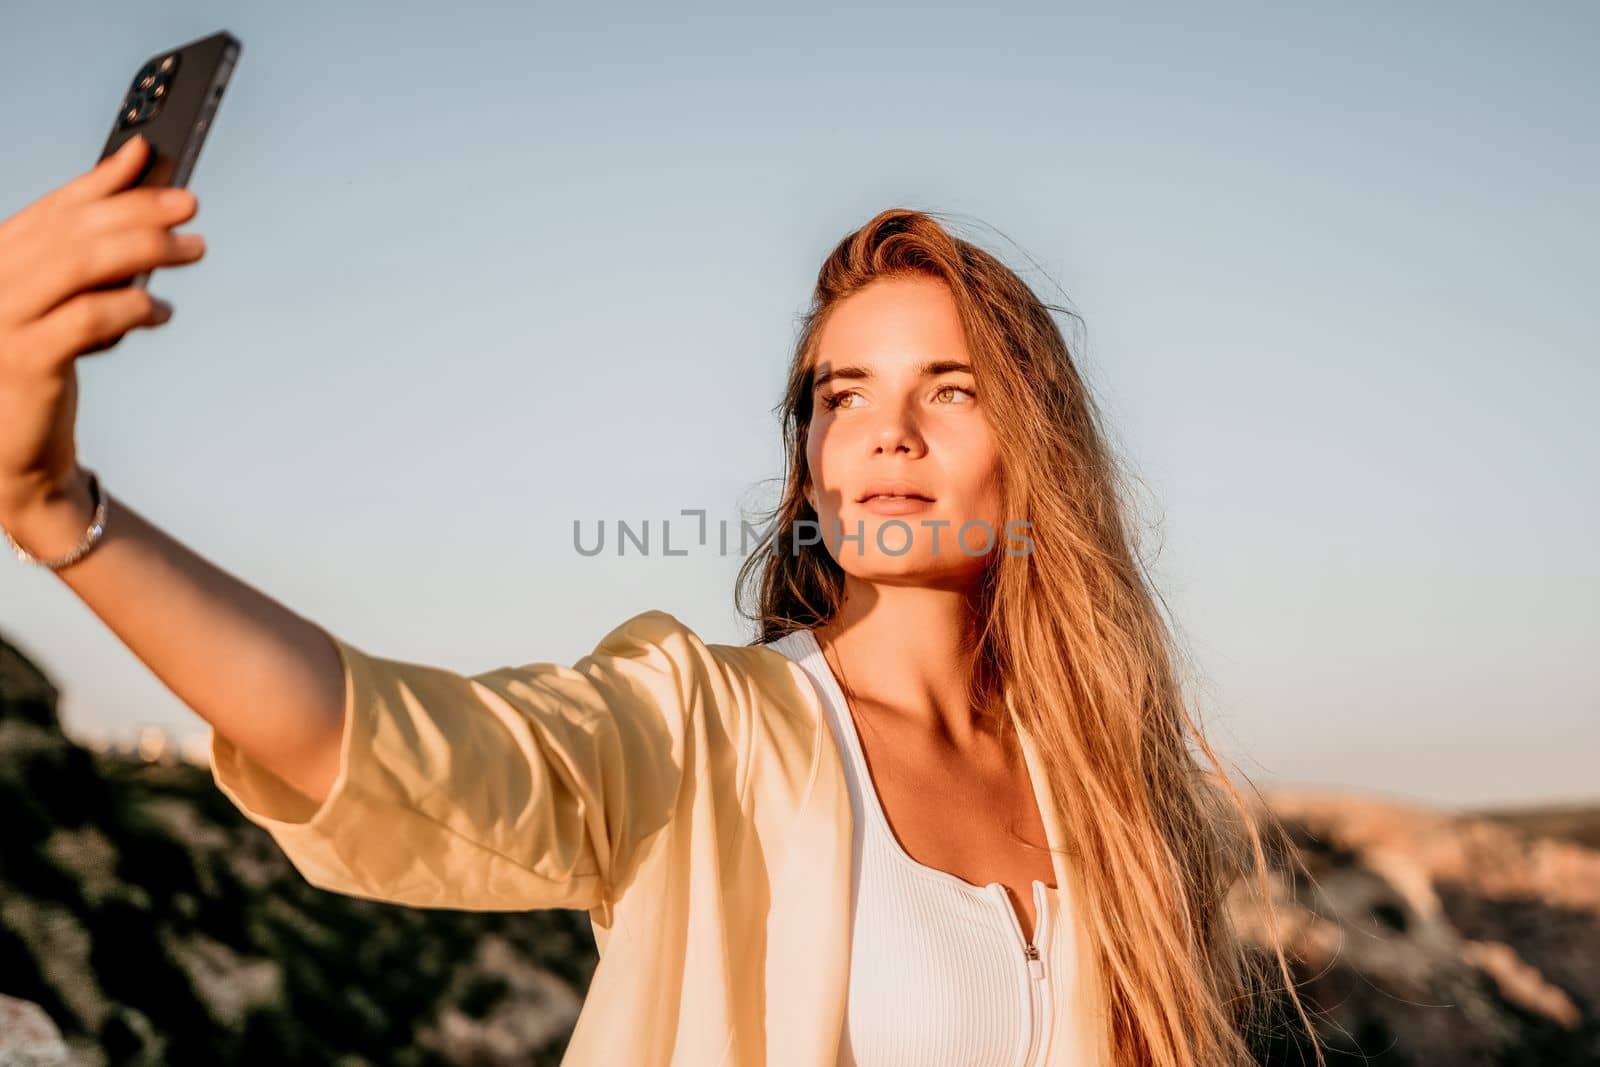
(811, 359), (974, 392)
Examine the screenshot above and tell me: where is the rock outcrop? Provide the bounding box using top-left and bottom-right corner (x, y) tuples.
(0, 635), (593, 1066)
(1232, 788), (1599, 1065)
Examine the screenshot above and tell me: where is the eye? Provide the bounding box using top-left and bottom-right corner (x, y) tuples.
(933, 384), (976, 404)
(820, 389), (862, 411)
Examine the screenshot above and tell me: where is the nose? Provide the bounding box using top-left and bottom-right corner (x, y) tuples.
(871, 402), (926, 457)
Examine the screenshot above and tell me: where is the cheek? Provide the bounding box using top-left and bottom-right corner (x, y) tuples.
(942, 428), (1004, 513)
(803, 432), (827, 509)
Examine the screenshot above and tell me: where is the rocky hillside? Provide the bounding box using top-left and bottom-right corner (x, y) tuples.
(2, 633), (1596, 1065)
(1232, 788), (1599, 1065)
(0, 636), (595, 1066)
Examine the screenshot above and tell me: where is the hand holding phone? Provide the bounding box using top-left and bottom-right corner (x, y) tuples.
(97, 30), (241, 290)
(0, 30), (240, 523)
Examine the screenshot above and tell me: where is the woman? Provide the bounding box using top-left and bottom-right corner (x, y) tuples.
(0, 136), (1323, 1066)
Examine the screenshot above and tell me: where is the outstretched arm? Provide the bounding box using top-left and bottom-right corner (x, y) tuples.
(4, 474), (348, 804)
(0, 135), (345, 804)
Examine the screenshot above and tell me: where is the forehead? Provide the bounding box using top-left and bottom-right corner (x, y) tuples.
(814, 275), (970, 370)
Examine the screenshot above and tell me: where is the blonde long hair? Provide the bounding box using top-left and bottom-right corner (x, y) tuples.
(736, 208), (1326, 1066)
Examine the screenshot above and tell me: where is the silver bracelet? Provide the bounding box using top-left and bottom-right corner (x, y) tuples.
(2, 469), (109, 571)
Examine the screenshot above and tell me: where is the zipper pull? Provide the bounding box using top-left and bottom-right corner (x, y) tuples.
(1025, 943), (1044, 980)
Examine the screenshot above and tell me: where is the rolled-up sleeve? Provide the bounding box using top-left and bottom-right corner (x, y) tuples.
(209, 609), (706, 919)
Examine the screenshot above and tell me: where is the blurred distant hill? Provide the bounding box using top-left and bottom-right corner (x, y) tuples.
(2, 632), (1596, 1065)
(1471, 801), (1600, 852)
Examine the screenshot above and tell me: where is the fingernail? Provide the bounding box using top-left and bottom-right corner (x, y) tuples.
(149, 298), (173, 322)
(120, 135), (143, 156)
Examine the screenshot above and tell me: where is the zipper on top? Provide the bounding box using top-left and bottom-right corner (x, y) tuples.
(993, 879), (1049, 979)
(991, 880), (1051, 1065)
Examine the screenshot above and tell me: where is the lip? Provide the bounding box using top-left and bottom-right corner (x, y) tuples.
(856, 481), (936, 504)
(860, 495), (937, 516)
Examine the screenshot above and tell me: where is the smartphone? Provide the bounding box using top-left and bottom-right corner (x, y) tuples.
(97, 30), (242, 290)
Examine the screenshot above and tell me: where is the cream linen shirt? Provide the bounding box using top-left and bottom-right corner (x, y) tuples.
(209, 609), (1113, 1066)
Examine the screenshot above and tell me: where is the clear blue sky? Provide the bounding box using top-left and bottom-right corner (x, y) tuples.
(2, 2), (1594, 809)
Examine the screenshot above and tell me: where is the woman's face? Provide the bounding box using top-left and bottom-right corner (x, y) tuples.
(803, 274), (1006, 588)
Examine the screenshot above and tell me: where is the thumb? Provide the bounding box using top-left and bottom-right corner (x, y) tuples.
(53, 135), (152, 209)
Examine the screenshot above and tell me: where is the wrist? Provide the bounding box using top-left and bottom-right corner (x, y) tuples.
(0, 468), (98, 561)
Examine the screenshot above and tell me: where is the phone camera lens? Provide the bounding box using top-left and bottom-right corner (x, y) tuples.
(134, 53), (177, 80)
(116, 91), (161, 129)
(119, 53), (179, 130)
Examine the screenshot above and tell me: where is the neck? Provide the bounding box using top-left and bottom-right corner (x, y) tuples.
(813, 576), (996, 749)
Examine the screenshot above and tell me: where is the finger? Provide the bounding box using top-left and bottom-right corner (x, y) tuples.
(0, 136), (152, 248)
(75, 184), (199, 238)
(19, 287), (172, 367)
(5, 136), (151, 238)
(5, 226), (205, 325)
(0, 185), (194, 320)
(44, 135), (153, 210)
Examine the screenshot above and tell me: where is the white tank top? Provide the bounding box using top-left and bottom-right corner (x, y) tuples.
(767, 627), (1068, 1067)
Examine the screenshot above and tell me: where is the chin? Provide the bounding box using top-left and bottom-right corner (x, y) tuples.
(831, 543), (996, 589)
(817, 511), (998, 574)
